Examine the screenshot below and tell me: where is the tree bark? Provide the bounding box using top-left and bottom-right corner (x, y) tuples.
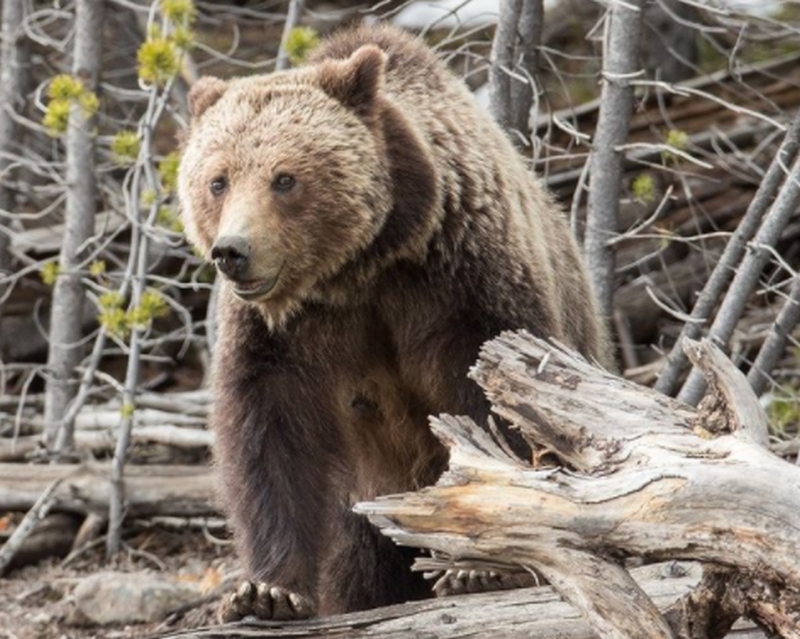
(43, 0), (104, 449)
(489, 0), (543, 145)
(157, 563), (767, 639)
(656, 114), (800, 397)
(677, 144), (800, 405)
(354, 332), (800, 638)
(0, 0), (27, 358)
(584, 0), (646, 322)
(0, 462), (217, 517)
(747, 273), (800, 395)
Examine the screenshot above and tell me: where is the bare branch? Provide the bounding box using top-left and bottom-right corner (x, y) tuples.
(678, 145), (800, 405)
(656, 114), (800, 397)
(0, 478), (61, 576)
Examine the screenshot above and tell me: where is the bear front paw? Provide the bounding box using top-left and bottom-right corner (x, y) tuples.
(218, 581), (315, 623)
(432, 569), (540, 597)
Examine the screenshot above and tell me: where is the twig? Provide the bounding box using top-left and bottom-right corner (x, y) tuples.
(0, 478), (62, 575)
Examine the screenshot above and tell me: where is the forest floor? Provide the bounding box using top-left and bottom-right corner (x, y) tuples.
(0, 526), (234, 638)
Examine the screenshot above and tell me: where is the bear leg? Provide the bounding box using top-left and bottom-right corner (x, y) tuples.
(319, 509), (430, 614)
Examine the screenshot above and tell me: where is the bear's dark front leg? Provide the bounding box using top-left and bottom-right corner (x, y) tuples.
(318, 507), (431, 615)
(212, 304), (338, 621)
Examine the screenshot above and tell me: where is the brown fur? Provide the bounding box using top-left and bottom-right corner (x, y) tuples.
(179, 24), (611, 616)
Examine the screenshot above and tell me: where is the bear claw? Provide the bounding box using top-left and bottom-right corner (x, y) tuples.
(432, 569), (539, 597)
(218, 581), (315, 623)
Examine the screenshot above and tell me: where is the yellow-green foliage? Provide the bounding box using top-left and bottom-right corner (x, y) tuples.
(43, 100), (71, 136)
(157, 206), (183, 232)
(767, 391), (800, 435)
(173, 25), (195, 51)
(158, 152), (181, 192)
(99, 291), (124, 308)
(43, 74), (100, 136)
(79, 91), (99, 115)
(98, 291), (128, 337)
(100, 306), (129, 337)
(631, 174), (656, 203)
(89, 260), (106, 277)
(98, 288), (170, 336)
(111, 130), (140, 165)
(285, 26), (320, 65)
(40, 261), (60, 286)
(127, 289), (170, 330)
(48, 74), (84, 100)
(161, 0), (196, 24)
(141, 189), (158, 208)
(662, 129), (690, 164)
(138, 37), (180, 85)
(120, 402), (136, 419)
(139, 289), (170, 319)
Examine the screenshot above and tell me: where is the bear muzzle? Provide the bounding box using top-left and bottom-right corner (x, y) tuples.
(211, 235), (283, 301)
(211, 235), (251, 280)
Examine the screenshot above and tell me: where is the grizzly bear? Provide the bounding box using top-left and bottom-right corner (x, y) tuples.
(178, 24), (611, 622)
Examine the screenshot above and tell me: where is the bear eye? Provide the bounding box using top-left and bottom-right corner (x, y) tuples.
(210, 176), (228, 196)
(272, 173), (296, 193)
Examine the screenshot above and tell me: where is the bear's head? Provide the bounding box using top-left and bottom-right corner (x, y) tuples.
(178, 45), (437, 328)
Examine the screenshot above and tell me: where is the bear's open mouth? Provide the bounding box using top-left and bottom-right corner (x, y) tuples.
(232, 272), (281, 301)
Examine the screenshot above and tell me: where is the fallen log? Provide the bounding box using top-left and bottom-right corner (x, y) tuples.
(353, 333), (800, 638)
(0, 426), (213, 462)
(158, 562), (765, 639)
(0, 462), (218, 517)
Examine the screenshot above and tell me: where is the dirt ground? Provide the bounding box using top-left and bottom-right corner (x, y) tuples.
(0, 526), (237, 639)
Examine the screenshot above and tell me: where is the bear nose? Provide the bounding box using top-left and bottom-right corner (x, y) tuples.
(211, 236), (250, 281)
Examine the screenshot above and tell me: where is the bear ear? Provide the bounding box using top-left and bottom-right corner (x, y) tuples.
(188, 76), (228, 119)
(316, 45), (388, 116)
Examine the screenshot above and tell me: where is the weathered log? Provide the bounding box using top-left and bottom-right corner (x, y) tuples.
(157, 562), (765, 639)
(0, 426), (212, 461)
(0, 462), (217, 516)
(353, 333), (800, 638)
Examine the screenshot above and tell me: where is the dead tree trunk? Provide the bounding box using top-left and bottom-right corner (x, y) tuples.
(0, 0), (27, 357)
(43, 0), (104, 449)
(584, 0), (645, 323)
(355, 333), (800, 638)
(489, 0), (543, 146)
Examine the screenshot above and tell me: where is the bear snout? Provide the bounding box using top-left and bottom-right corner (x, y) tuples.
(211, 235), (251, 281)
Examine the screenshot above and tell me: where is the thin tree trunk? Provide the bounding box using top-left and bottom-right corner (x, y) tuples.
(43, 0), (104, 450)
(584, 1), (646, 323)
(489, 0), (543, 145)
(0, 0), (27, 356)
(509, 0), (542, 141)
(746, 273), (800, 396)
(655, 115), (800, 396)
(275, 0), (306, 71)
(678, 149), (800, 405)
